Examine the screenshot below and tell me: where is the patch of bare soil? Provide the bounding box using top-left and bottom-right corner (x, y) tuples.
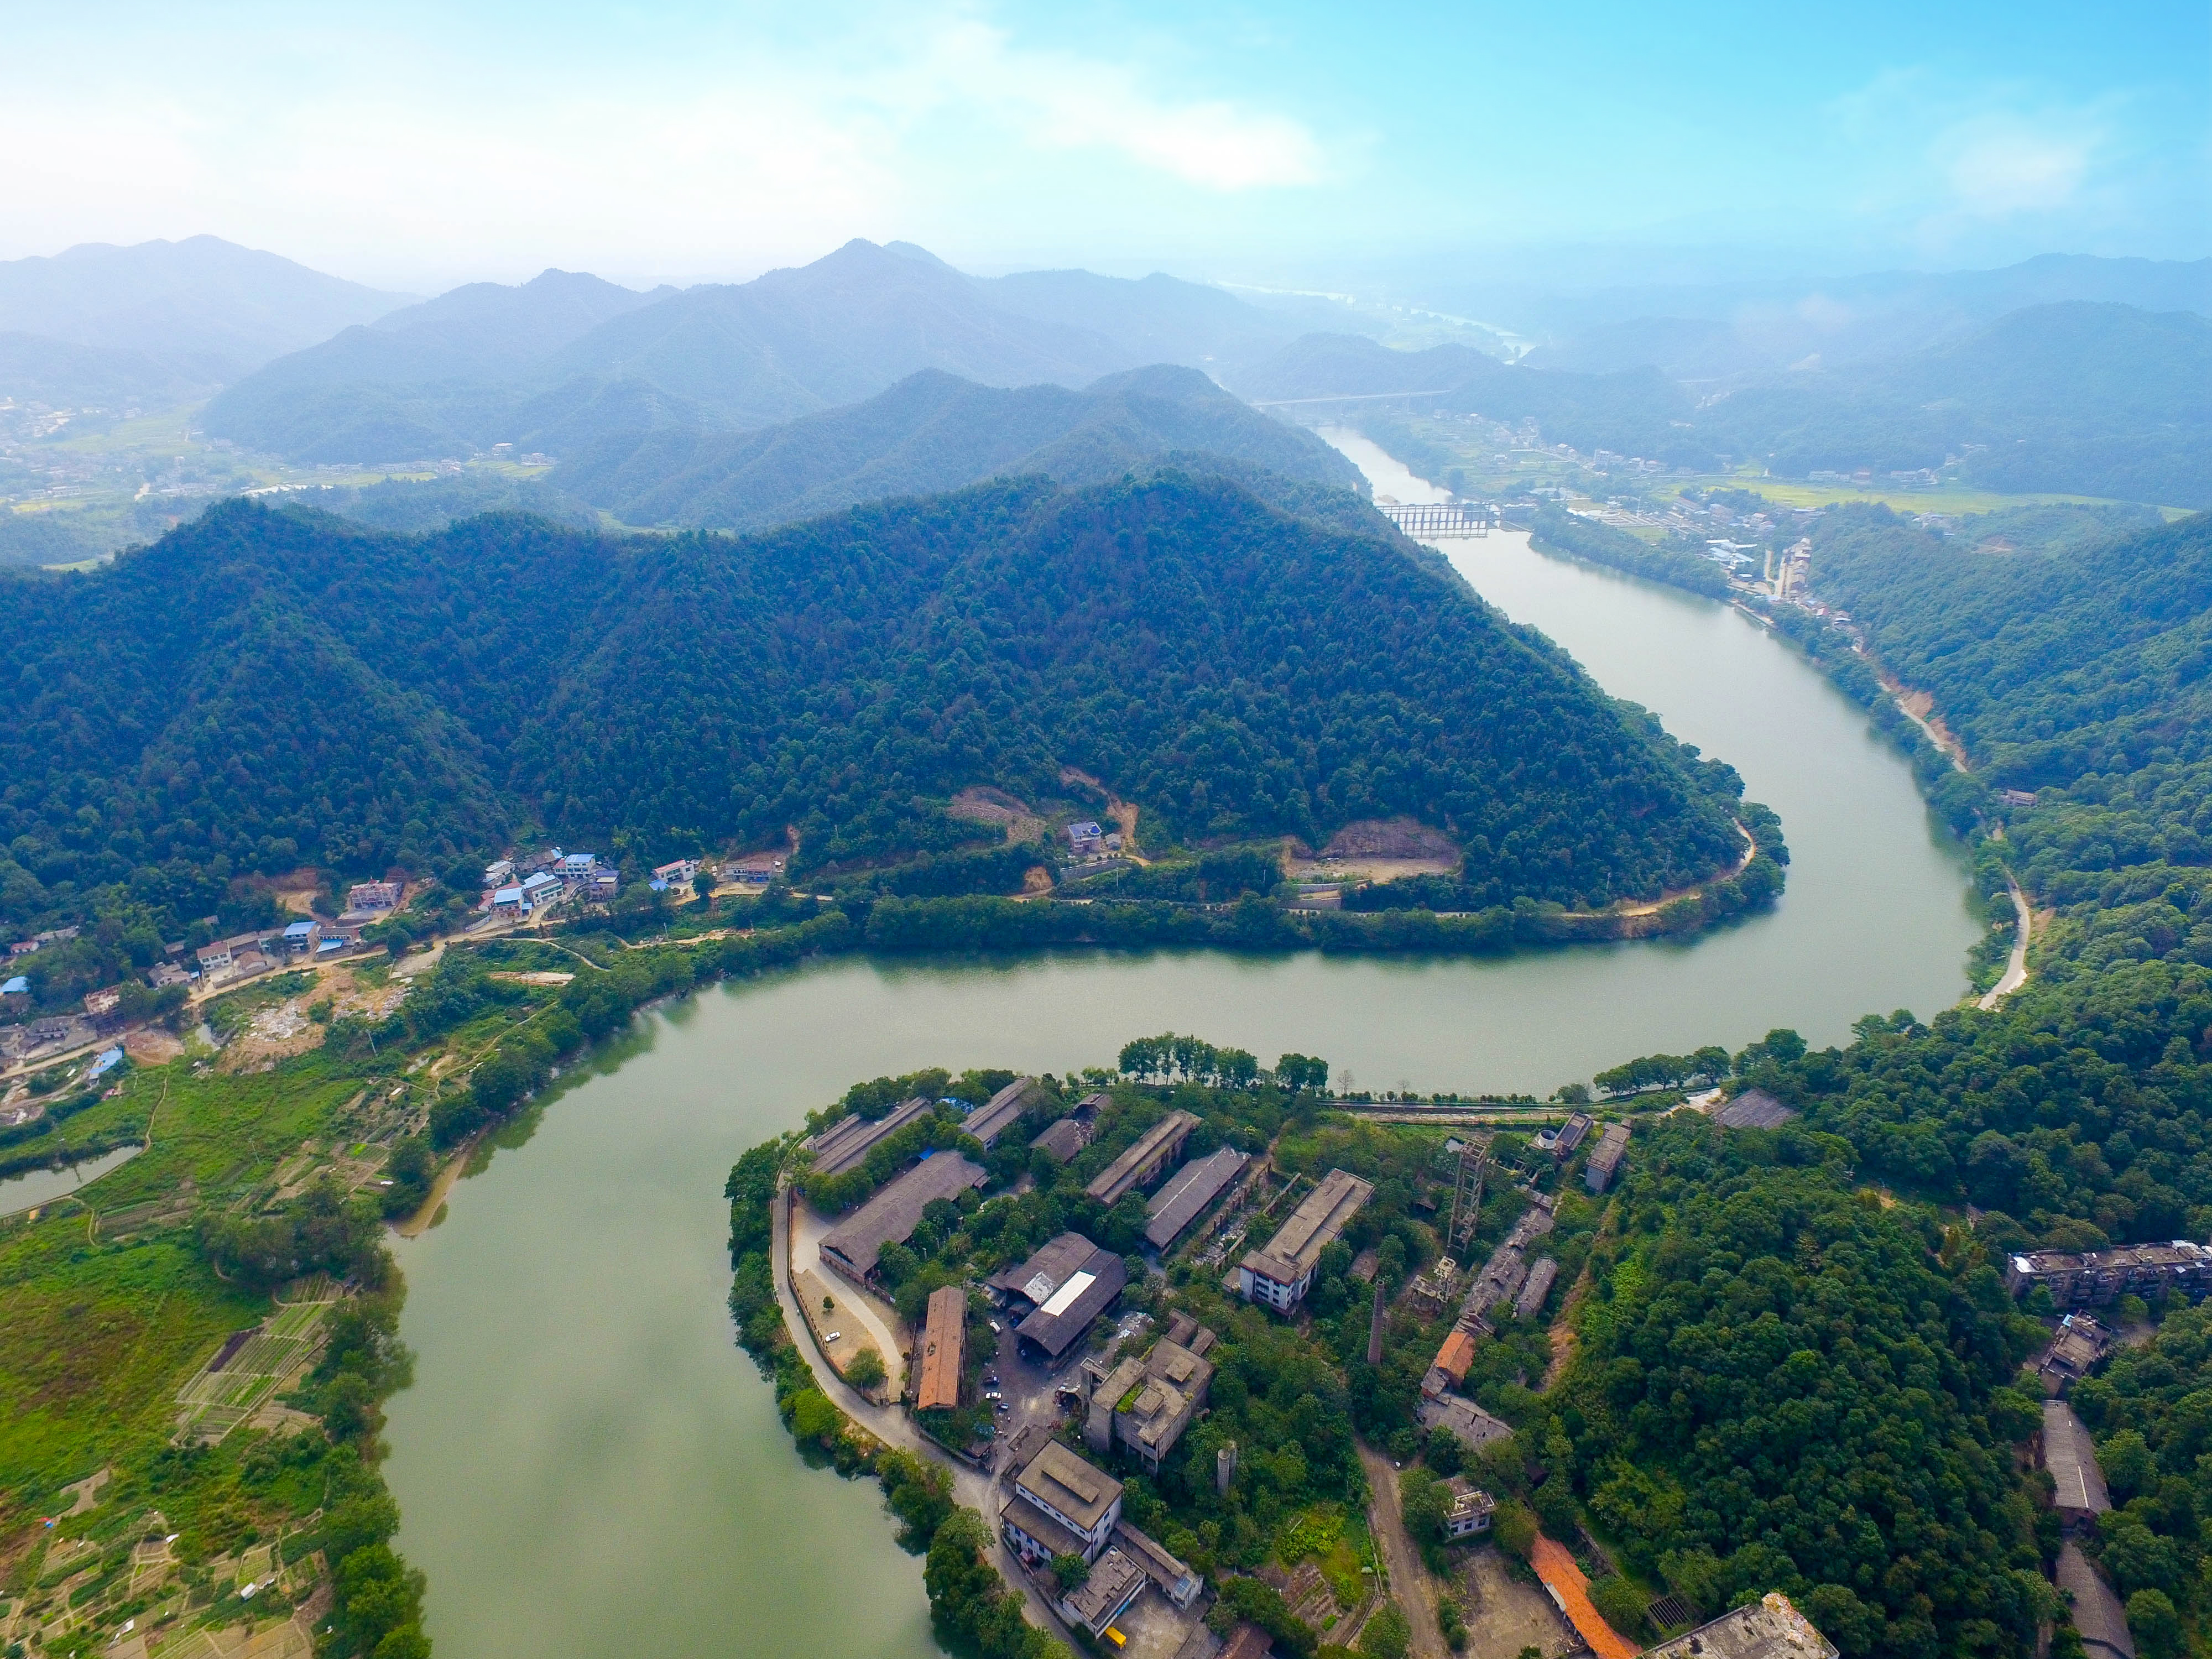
(1324, 818), (1459, 859)
(219, 999), (325, 1071)
(950, 786), (1046, 843)
(1018, 865), (1053, 897)
(124, 1027), (185, 1066)
(488, 971), (574, 986)
(1459, 1545), (1575, 1658)
(1287, 826), (1458, 884)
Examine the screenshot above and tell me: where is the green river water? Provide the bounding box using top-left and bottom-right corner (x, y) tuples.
(382, 441), (1981, 1657)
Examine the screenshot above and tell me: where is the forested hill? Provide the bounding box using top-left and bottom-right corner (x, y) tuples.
(552, 364), (1365, 531)
(0, 473), (1747, 937)
(1811, 507), (2212, 788)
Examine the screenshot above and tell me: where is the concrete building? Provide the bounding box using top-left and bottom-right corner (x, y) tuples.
(1715, 1087), (1796, 1129)
(1406, 1256), (1460, 1318)
(651, 859), (699, 888)
(915, 1284), (966, 1412)
(1238, 1169), (1374, 1311)
(2056, 1540), (2136, 1659)
(1415, 1391), (1515, 1452)
(1056, 1547), (1145, 1637)
(963, 1077), (1041, 1149)
(2036, 1313), (2115, 1392)
(802, 1095), (938, 1178)
(1030, 1119), (1090, 1165)
(347, 881), (402, 914)
(1084, 1329), (1215, 1472)
(1644, 1593), (1839, 1659)
(2006, 1240), (2212, 1307)
(817, 1154), (988, 1285)
(1086, 1110), (1199, 1206)
(1441, 1478), (1495, 1540)
(1585, 1123), (1630, 1193)
(989, 1232), (1128, 1361)
(1515, 1257), (1559, 1319)
(281, 919), (321, 957)
(1143, 1145), (1249, 1251)
(1541, 1112), (1593, 1162)
(2044, 1399), (2112, 1524)
(1004, 1441), (1124, 1565)
(1111, 1520), (1201, 1609)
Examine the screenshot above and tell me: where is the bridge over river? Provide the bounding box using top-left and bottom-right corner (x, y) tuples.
(1376, 499), (1495, 537)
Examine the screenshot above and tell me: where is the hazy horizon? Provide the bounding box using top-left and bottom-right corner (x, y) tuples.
(6, 1), (2205, 297)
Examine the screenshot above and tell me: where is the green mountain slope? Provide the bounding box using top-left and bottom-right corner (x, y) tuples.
(554, 365), (1364, 530)
(0, 473), (1747, 932)
(1811, 507), (2212, 787)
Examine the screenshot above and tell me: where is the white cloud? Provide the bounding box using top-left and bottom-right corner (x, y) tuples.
(1939, 113), (2096, 218)
(885, 19), (1326, 190)
(0, 7), (1327, 284)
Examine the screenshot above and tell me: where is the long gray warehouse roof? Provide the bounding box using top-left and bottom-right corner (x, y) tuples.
(1086, 1109), (1199, 1206)
(1144, 1146), (1249, 1251)
(964, 1077), (1041, 1148)
(819, 1153), (987, 1280)
(802, 1094), (936, 1177)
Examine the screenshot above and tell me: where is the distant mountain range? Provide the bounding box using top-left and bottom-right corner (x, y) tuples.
(1237, 300), (2212, 505)
(1484, 252), (2212, 377)
(555, 364), (1364, 531)
(0, 237), (413, 403)
(204, 241), (1313, 463)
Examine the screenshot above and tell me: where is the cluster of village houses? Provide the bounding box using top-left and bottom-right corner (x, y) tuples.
(0, 882), (419, 1067)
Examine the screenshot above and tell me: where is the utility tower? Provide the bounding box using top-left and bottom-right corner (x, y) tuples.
(1446, 1136), (1489, 1257)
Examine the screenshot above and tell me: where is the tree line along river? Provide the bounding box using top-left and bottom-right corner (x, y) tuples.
(379, 436), (1981, 1659)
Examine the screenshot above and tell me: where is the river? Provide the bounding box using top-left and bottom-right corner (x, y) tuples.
(382, 438), (1979, 1658)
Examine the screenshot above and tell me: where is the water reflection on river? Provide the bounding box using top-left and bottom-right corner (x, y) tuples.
(383, 452), (1979, 1659)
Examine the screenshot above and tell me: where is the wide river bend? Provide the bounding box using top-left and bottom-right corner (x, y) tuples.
(383, 437), (1979, 1657)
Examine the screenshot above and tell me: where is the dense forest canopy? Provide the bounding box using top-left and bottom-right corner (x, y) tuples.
(0, 470), (1746, 940)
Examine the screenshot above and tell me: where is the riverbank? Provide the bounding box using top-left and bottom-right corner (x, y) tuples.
(375, 495), (1980, 1659)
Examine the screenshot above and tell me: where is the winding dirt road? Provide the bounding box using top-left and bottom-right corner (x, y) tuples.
(1357, 1442), (1448, 1659)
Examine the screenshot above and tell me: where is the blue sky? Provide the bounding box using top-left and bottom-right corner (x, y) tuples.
(4, 1), (2203, 292)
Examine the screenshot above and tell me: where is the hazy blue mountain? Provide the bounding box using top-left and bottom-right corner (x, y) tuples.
(554, 364), (1365, 530)
(201, 241), (1311, 464)
(1226, 335), (1498, 402)
(1512, 253), (2212, 379)
(1704, 302), (2212, 504)
(202, 269), (673, 457)
(1228, 332), (1700, 463)
(530, 239), (1128, 429)
(0, 236), (411, 379)
(0, 331), (228, 411)
(977, 268), (1297, 366)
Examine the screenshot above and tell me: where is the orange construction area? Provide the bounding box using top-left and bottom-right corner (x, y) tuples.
(1432, 1329), (1478, 1387)
(1528, 1533), (1640, 1659)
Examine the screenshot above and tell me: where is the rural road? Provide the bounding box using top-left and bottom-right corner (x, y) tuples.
(770, 1183), (1077, 1645)
(1358, 1441), (1448, 1659)
(1978, 878), (2033, 1010)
